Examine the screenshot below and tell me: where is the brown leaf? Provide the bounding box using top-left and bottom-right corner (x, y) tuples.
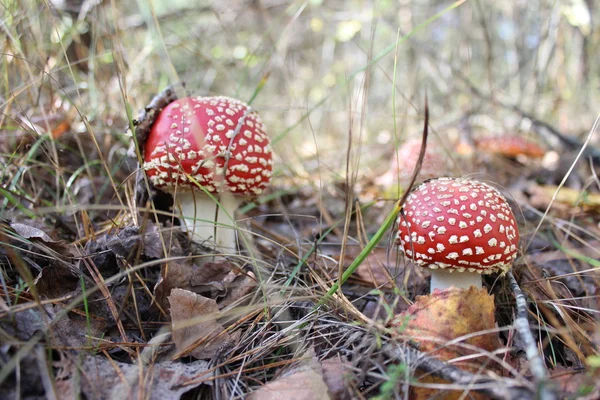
(248, 349), (352, 400)
(34, 265), (81, 298)
(87, 224), (177, 263)
(391, 287), (501, 400)
(3, 304), (105, 347)
(168, 288), (231, 359)
(156, 259), (253, 311)
(248, 369), (330, 400)
(47, 305), (106, 348)
(55, 355), (211, 400)
(321, 356), (353, 400)
(217, 270), (257, 309)
(10, 222), (57, 243)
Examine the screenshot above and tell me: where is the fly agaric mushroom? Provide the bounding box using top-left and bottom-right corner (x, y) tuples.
(377, 138), (448, 190)
(396, 177), (519, 292)
(475, 135), (545, 159)
(143, 96), (273, 249)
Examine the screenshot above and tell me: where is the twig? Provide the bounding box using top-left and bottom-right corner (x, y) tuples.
(384, 343), (534, 400)
(507, 271), (557, 400)
(455, 73), (600, 161)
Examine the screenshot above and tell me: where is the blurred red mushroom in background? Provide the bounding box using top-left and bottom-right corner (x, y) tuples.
(377, 138), (449, 193)
(475, 134), (546, 159)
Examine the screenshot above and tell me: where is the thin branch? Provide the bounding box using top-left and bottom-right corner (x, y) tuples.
(384, 343), (534, 400)
(456, 73), (600, 161)
(507, 271), (557, 400)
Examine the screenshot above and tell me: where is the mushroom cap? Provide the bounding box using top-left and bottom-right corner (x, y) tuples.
(390, 138), (448, 187)
(475, 135), (545, 158)
(143, 96), (273, 195)
(396, 177), (519, 274)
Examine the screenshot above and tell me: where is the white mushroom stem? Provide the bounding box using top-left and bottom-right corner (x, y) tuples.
(172, 191), (239, 251)
(429, 269), (482, 292)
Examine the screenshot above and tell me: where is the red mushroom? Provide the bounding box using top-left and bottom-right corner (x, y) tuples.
(396, 177), (519, 292)
(143, 96), (273, 249)
(475, 135), (545, 158)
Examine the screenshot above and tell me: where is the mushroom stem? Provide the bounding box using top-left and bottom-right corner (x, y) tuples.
(173, 191), (239, 251)
(429, 269), (482, 292)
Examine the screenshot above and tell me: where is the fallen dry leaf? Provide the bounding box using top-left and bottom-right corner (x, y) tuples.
(217, 270), (257, 309)
(10, 221), (57, 242)
(33, 265), (81, 298)
(168, 288), (231, 359)
(528, 183), (600, 211)
(3, 304), (105, 348)
(6, 219), (72, 258)
(55, 354), (211, 400)
(248, 349), (352, 400)
(321, 356), (353, 400)
(87, 224), (177, 265)
(156, 259), (254, 311)
(392, 287), (502, 400)
(248, 368), (330, 400)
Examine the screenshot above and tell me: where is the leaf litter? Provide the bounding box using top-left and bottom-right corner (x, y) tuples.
(2, 2), (600, 399)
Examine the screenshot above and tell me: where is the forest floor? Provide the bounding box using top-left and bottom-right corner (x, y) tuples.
(1, 1), (600, 399)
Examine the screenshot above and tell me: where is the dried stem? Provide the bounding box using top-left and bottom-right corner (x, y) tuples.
(507, 271), (557, 400)
(384, 343), (534, 400)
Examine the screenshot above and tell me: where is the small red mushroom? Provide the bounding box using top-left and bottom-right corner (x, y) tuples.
(396, 177), (519, 291)
(475, 135), (545, 158)
(143, 96), (273, 249)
